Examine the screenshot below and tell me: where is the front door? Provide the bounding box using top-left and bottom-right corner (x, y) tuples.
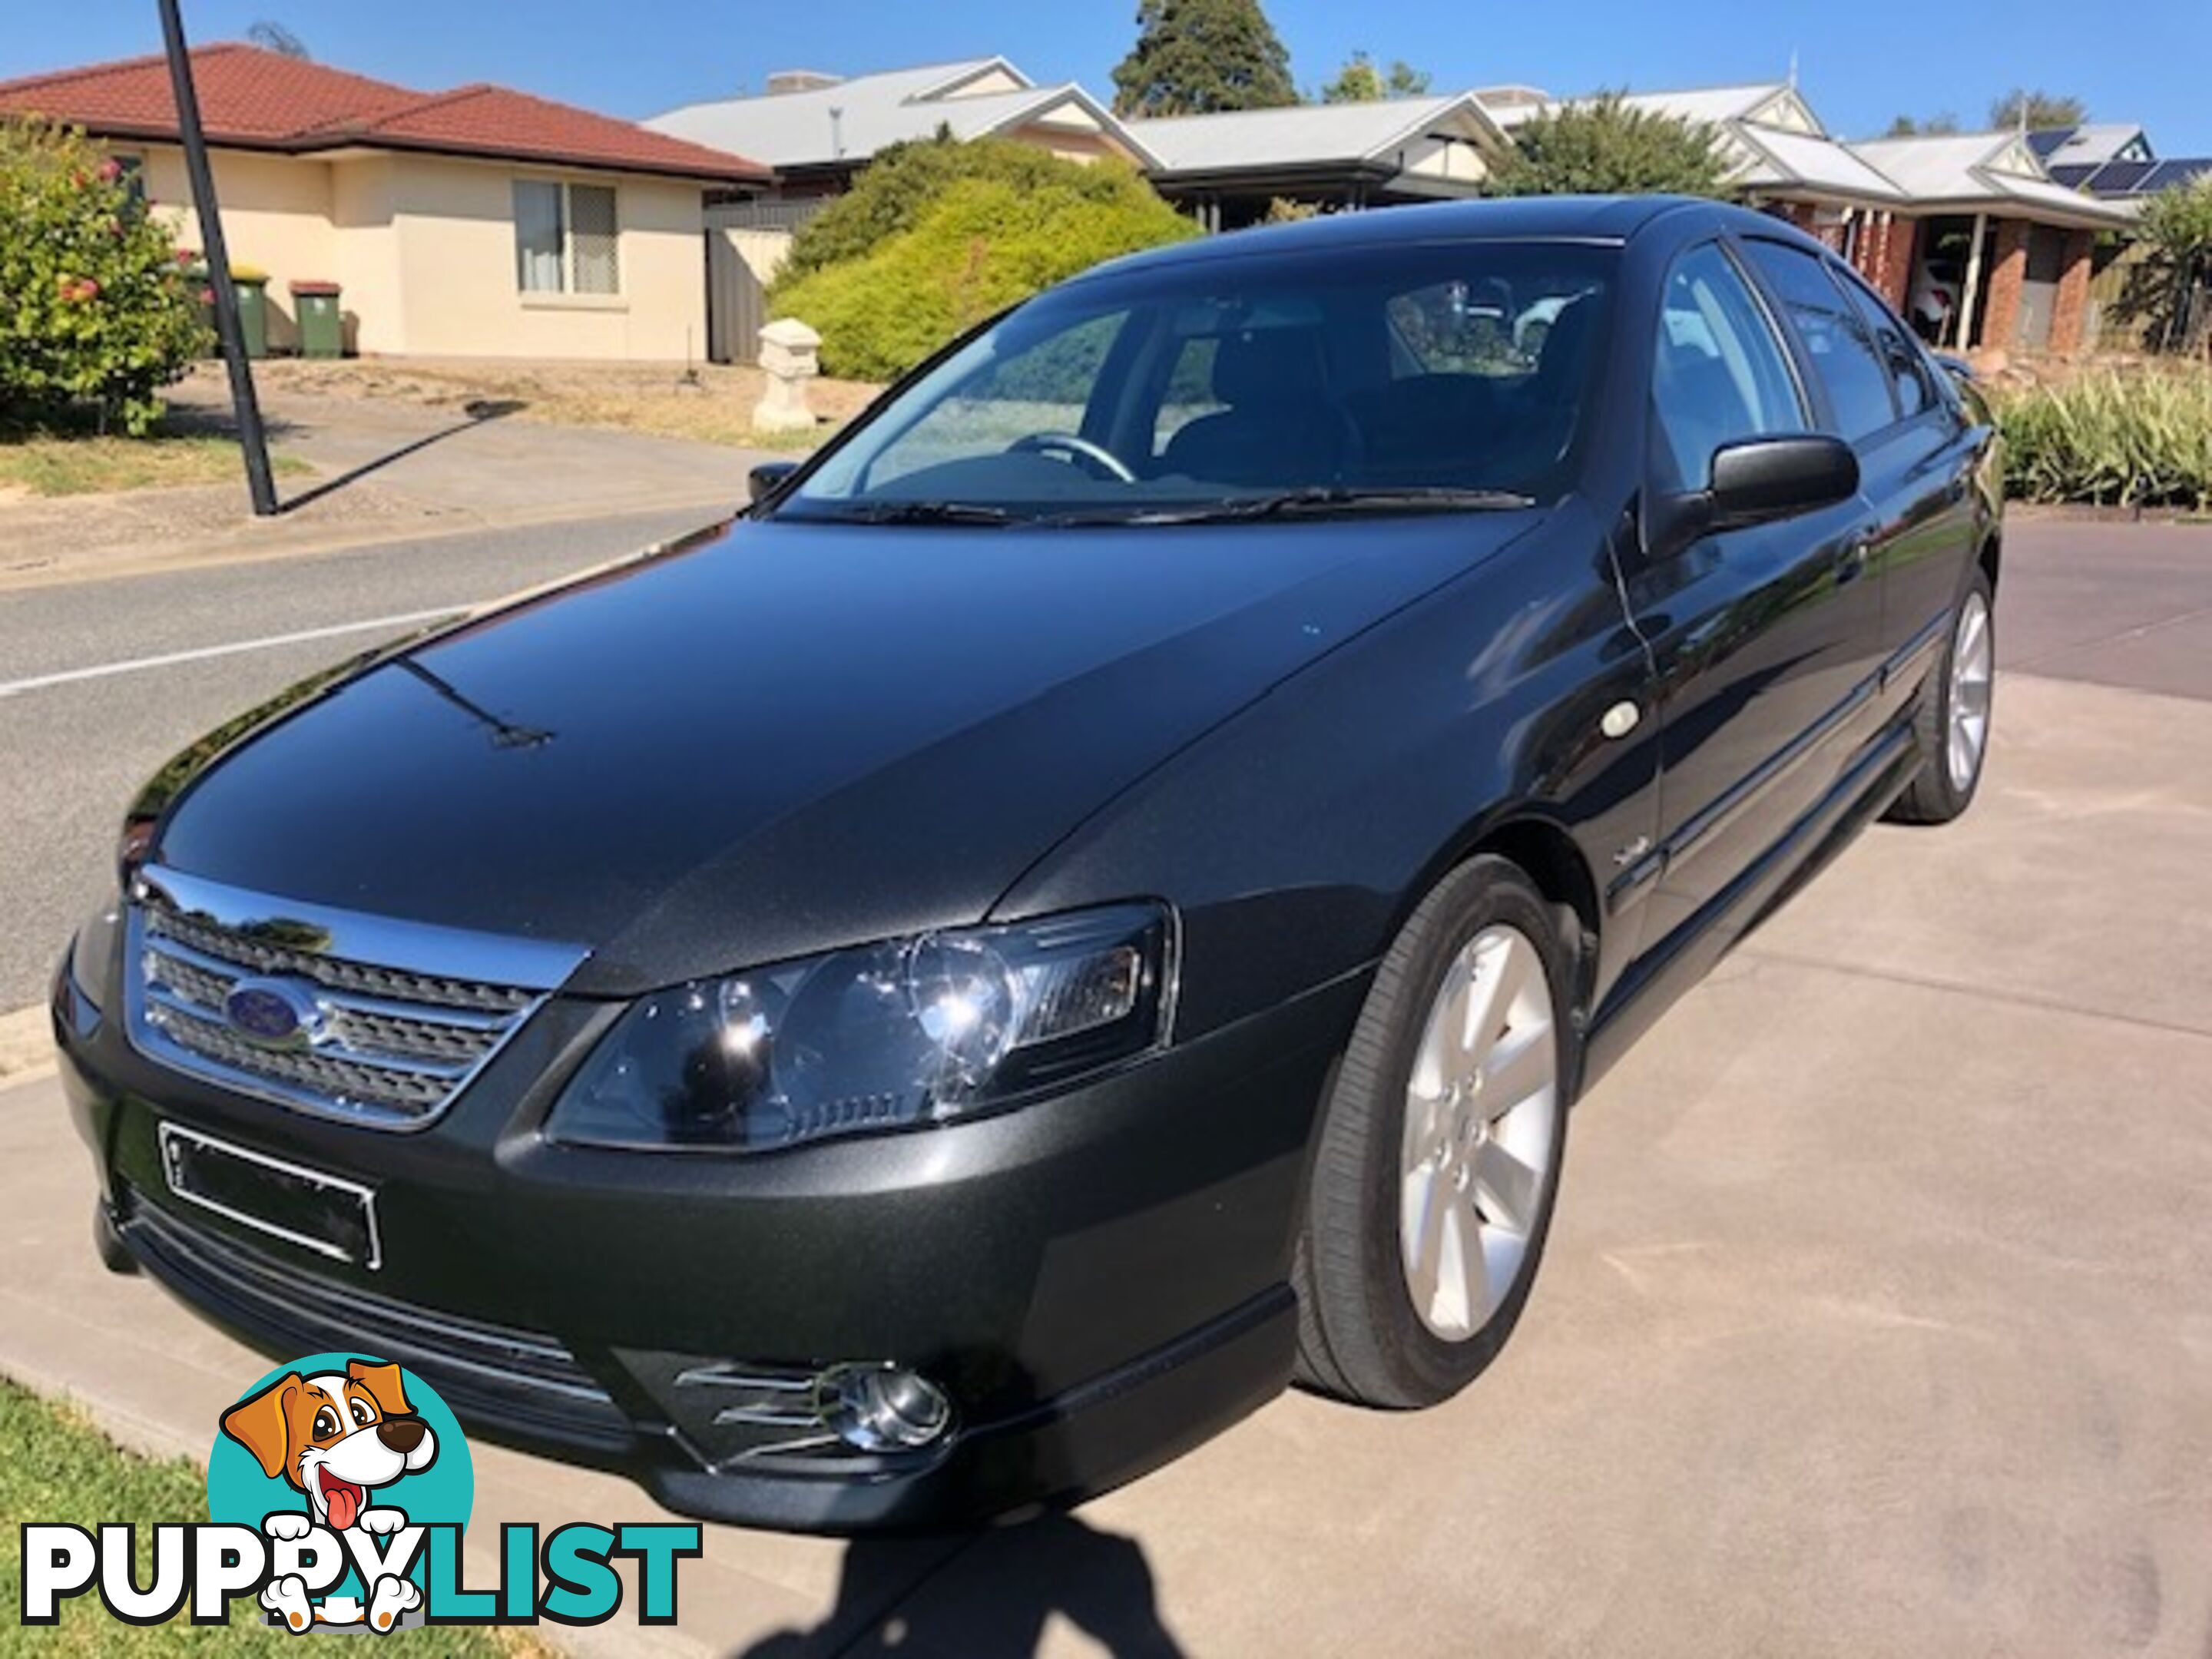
(1623, 239), (1886, 958)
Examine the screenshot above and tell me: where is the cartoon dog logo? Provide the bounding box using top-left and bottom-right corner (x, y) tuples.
(220, 1359), (435, 1632)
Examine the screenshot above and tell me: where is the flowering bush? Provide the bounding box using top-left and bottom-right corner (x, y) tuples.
(1, 118), (207, 435)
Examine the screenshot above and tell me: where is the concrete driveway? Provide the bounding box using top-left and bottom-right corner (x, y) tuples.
(2, 518), (2207, 1657)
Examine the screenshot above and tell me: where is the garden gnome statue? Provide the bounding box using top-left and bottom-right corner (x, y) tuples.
(753, 318), (821, 434)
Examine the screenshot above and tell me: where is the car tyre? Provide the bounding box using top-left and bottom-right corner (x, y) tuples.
(1295, 856), (1575, 1409)
(1886, 564), (1995, 825)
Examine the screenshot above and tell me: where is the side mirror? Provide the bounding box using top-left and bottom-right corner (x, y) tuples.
(747, 460), (800, 506)
(1708, 435), (1859, 528)
(1651, 434), (1859, 556)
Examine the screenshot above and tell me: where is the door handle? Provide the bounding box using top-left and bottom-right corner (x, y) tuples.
(1836, 537), (1873, 584)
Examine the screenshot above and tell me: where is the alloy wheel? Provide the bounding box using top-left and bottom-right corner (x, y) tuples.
(1398, 925), (1558, 1342)
(1947, 591), (1993, 793)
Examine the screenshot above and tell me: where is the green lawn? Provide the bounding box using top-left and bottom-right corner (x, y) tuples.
(0, 434), (307, 498)
(0, 1378), (545, 1656)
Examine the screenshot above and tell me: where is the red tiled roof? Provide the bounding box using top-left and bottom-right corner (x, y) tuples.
(0, 43), (769, 183)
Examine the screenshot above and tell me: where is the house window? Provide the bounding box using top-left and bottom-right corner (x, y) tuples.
(512, 180), (619, 296)
(112, 154), (147, 210)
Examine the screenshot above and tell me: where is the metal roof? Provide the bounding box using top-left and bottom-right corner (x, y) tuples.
(2028, 123), (2151, 166)
(1126, 94), (1502, 177)
(1735, 124), (1906, 201)
(647, 58), (1157, 171)
(1847, 131), (2135, 225)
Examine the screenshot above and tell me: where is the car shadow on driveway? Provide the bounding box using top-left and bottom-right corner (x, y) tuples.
(730, 1512), (1186, 1658)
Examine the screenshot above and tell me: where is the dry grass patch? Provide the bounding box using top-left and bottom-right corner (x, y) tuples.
(254, 357), (882, 451)
(0, 432), (307, 498)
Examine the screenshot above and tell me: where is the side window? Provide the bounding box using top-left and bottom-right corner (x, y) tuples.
(1651, 242), (1808, 493)
(1740, 239), (1898, 442)
(1836, 269), (1938, 422)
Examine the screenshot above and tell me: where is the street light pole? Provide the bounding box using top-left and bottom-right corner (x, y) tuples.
(157, 0), (278, 516)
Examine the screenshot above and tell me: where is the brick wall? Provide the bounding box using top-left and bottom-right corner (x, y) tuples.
(1843, 213), (1917, 310)
(1979, 219), (2028, 350)
(2048, 230), (2095, 355)
(1876, 216), (1918, 309)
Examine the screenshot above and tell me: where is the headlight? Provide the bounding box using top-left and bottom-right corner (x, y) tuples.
(547, 903), (1173, 1153)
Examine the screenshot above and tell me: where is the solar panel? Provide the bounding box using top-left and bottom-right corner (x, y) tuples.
(2048, 164), (2096, 188)
(2140, 159), (2212, 194)
(2028, 130), (2071, 159)
(2090, 160), (2157, 194)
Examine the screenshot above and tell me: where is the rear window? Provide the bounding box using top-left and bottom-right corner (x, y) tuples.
(1740, 239), (1899, 442)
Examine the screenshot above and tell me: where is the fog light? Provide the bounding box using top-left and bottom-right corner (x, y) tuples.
(816, 1363), (952, 1452)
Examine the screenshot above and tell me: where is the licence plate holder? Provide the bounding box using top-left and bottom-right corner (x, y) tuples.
(158, 1123), (382, 1270)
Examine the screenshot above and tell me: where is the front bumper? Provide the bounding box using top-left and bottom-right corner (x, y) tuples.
(55, 957), (1364, 1532)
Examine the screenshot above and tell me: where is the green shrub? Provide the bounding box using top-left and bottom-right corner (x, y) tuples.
(770, 157), (1197, 382)
(1484, 91), (1731, 199)
(2111, 173), (2212, 353)
(0, 119), (207, 435)
(1994, 366), (2212, 511)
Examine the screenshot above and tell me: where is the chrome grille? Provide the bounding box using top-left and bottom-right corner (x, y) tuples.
(124, 865), (588, 1131)
(149, 907), (534, 1012)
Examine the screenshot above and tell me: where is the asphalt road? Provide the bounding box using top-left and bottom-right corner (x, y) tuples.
(0, 504), (731, 1009)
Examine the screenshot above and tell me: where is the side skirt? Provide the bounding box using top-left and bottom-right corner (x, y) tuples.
(1579, 717), (1921, 1094)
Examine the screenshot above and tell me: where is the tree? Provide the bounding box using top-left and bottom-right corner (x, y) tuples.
(2115, 173), (2212, 353)
(245, 21), (310, 59)
(1485, 92), (1731, 199)
(1320, 51), (1431, 104)
(1988, 88), (2085, 131)
(0, 119), (207, 434)
(1111, 0), (1297, 118)
(1883, 112), (1959, 137)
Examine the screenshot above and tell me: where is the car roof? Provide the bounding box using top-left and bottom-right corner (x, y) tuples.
(1088, 194), (1722, 283)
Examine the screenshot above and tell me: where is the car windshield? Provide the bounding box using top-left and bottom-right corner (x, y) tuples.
(780, 240), (1614, 525)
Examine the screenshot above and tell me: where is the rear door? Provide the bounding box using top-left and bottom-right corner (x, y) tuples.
(1834, 263), (1981, 712)
(1621, 238), (1885, 955)
(1741, 238), (1980, 730)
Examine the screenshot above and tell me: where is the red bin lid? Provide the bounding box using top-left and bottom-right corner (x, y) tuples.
(289, 280), (341, 296)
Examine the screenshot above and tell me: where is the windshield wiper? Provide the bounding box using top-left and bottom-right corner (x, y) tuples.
(817, 500), (1015, 527)
(1200, 485), (1538, 521)
(1053, 486), (1537, 527)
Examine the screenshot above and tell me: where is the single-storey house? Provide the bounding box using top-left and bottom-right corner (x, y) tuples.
(1126, 94), (1511, 229)
(649, 58), (1154, 207)
(647, 58), (1156, 359)
(1479, 81), (2137, 355)
(0, 42), (770, 359)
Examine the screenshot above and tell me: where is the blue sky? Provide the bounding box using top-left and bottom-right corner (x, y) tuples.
(5, 0), (2208, 151)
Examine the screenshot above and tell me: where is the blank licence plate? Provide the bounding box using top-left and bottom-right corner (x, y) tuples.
(158, 1123), (382, 1270)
